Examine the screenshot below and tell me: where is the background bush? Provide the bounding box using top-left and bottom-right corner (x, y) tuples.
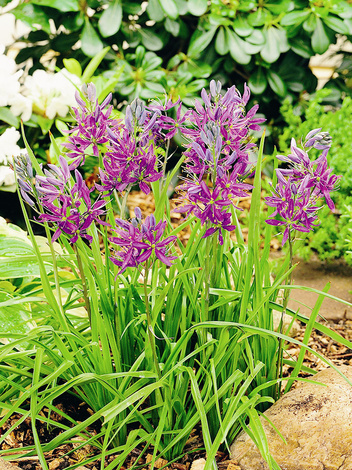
(4, 0), (352, 124)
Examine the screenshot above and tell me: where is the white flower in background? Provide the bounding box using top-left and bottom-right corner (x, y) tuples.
(0, 44), (23, 107)
(10, 94), (32, 122)
(19, 69), (81, 120)
(0, 127), (25, 189)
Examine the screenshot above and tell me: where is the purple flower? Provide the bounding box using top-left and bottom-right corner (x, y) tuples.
(110, 209), (177, 273)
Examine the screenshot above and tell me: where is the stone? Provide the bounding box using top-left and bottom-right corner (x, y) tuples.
(230, 365), (352, 470)
(0, 459), (21, 470)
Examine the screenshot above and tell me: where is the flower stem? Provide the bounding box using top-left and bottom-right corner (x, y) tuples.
(144, 261), (162, 380)
(74, 245), (92, 325)
(275, 229), (293, 400)
(202, 230), (212, 342)
(120, 185), (131, 219)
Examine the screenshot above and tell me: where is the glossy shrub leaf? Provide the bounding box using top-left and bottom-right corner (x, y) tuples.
(188, 27), (217, 58)
(248, 68), (267, 94)
(246, 29), (265, 45)
(332, 1), (352, 19)
(81, 18), (104, 57)
(227, 28), (251, 64)
(289, 38), (312, 58)
(280, 10), (310, 26)
(165, 18), (180, 36)
(140, 29), (164, 51)
(260, 27), (281, 63)
(243, 41), (263, 55)
(147, 0), (164, 22)
(312, 17), (330, 54)
(63, 58), (82, 77)
(98, 0), (123, 38)
(233, 16), (253, 37)
(267, 69), (286, 97)
(12, 4), (51, 34)
(303, 14), (317, 32)
(188, 0), (208, 16)
(215, 27), (229, 55)
(323, 16), (350, 35)
(248, 9), (272, 26)
(0, 107), (19, 127)
(31, 0), (79, 11)
(159, 0), (179, 20)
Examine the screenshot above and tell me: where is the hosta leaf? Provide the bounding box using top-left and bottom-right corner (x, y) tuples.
(159, 0), (179, 19)
(323, 16), (350, 35)
(0, 292), (34, 335)
(311, 17), (330, 54)
(215, 27), (229, 55)
(248, 68), (267, 94)
(260, 27), (281, 63)
(188, 0), (208, 16)
(98, 0), (123, 37)
(226, 29), (251, 64)
(267, 69), (286, 97)
(81, 18), (104, 57)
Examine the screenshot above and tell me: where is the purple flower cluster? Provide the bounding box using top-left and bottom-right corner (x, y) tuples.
(174, 80), (264, 244)
(265, 131), (341, 244)
(15, 154), (107, 244)
(64, 84), (121, 170)
(95, 97), (181, 197)
(109, 208), (177, 273)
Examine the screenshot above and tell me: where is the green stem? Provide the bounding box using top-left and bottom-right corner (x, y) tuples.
(144, 261), (162, 380)
(202, 230), (212, 342)
(276, 229), (293, 399)
(120, 185), (132, 220)
(74, 245), (92, 325)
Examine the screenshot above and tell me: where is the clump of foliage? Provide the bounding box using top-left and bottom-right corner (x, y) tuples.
(4, 0), (352, 121)
(276, 90), (352, 264)
(0, 81), (348, 469)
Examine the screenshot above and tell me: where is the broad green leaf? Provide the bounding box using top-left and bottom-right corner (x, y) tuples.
(187, 27), (217, 58)
(323, 16), (350, 34)
(82, 46), (110, 82)
(0, 107), (19, 127)
(215, 27), (229, 55)
(0, 291), (34, 335)
(188, 0), (208, 16)
(98, 0), (123, 37)
(55, 119), (69, 136)
(280, 10), (310, 26)
(243, 41), (262, 54)
(159, 0), (179, 20)
(63, 58), (82, 77)
(140, 29), (164, 51)
(147, 0), (165, 22)
(311, 17), (330, 54)
(227, 29), (251, 64)
(31, 0), (79, 12)
(233, 16), (253, 37)
(332, 1), (352, 19)
(36, 116), (54, 135)
(81, 18), (104, 58)
(267, 69), (286, 97)
(248, 8), (272, 26)
(248, 68), (267, 94)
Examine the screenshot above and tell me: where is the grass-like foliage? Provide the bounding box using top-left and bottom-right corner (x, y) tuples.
(0, 82), (350, 470)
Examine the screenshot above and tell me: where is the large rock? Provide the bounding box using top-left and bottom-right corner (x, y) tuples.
(230, 366), (352, 470)
(0, 459), (21, 470)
